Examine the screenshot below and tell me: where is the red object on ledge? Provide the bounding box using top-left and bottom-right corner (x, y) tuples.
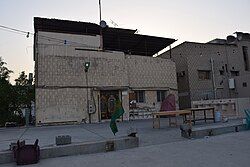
(14, 139), (40, 165)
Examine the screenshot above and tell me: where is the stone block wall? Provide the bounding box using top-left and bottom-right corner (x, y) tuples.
(35, 31), (178, 124)
(161, 40), (250, 109)
(127, 55), (177, 89)
(36, 88), (88, 123)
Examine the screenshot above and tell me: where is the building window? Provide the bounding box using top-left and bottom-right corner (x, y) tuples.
(225, 64), (228, 72)
(198, 70), (211, 80)
(243, 46), (249, 71)
(135, 91), (145, 103)
(231, 71), (239, 76)
(243, 82), (247, 87)
(157, 90), (166, 102)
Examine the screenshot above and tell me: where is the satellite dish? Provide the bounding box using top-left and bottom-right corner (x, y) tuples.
(226, 35), (236, 44)
(100, 20), (107, 28)
(237, 32), (243, 41)
(237, 35), (242, 41)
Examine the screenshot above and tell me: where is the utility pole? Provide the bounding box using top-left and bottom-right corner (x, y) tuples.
(210, 58), (217, 99)
(99, 0), (102, 23)
(99, 0), (104, 50)
(84, 62), (91, 123)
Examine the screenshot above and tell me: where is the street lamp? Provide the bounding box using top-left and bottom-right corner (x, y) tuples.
(84, 62), (90, 72)
(210, 58), (217, 99)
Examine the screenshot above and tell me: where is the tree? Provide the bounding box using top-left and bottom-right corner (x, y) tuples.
(0, 57), (13, 80)
(0, 57), (16, 126)
(15, 71), (35, 123)
(15, 71), (35, 107)
(0, 57), (34, 126)
(15, 71), (29, 86)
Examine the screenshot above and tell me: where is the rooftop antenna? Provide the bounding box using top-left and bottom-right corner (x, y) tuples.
(99, 0), (107, 50)
(110, 19), (118, 27)
(99, 0), (102, 23)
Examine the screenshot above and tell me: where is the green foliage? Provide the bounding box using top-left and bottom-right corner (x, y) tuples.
(0, 57), (34, 126)
(0, 57), (16, 126)
(14, 71), (35, 110)
(0, 57), (13, 80)
(0, 79), (14, 126)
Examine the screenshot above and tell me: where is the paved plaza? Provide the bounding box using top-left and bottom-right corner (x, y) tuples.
(2, 130), (250, 167)
(0, 119), (187, 151)
(1, 119), (249, 167)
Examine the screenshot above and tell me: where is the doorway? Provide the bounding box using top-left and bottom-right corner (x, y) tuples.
(100, 90), (119, 119)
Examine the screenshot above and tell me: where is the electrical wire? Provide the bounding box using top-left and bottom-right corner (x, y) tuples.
(0, 27), (26, 36)
(0, 24), (98, 48)
(0, 25), (29, 34)
(37, 35), (94, 48)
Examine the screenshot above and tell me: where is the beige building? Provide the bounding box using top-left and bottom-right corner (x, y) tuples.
(34, 17), (178, 124)
(160, 32), (250, 109)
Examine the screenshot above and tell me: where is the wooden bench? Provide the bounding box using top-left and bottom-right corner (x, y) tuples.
(189, 107), (215, 125)
(152, 110), (192, 128)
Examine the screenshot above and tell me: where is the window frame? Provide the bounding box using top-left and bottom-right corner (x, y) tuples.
(135, 90), (145, 103)
(243, 82), (247, 87)
(198, 70), (211, 80)
(157, 90), (166, 102)
(230, 70), (239, 77)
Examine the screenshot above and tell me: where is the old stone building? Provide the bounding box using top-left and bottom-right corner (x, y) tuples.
(34, 17), (178, 124)
(160, 32), (250, 109)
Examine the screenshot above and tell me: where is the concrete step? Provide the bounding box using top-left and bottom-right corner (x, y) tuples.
(181, 122), (248, 139)
(0, 136), (139, 164)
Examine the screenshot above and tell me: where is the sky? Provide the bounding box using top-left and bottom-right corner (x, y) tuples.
(0, 0), (250, 83)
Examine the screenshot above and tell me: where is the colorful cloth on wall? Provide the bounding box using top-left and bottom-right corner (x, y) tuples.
(160, 94), (176, 111)
(110, 99), (125, 135)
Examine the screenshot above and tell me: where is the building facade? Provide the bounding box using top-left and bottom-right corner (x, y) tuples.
(160, 32), (250, 109)
(34, 17), (178, 124)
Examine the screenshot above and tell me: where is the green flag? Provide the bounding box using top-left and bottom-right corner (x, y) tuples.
(110, 99), (125, 135)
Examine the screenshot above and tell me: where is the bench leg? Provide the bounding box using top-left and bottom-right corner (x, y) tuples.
(153, 116), (155, 128)
(193, 111), (196, 125)
(212, 109), (216, 123)
(175, 116), (177, 127)
(157, 115), (160, 128)
(204, 110), (207, 123)
(153, 115), (160, 128)
(169, 116), (177, 127)
(188, 113), (192, 125)
(183, 114), (187, 123)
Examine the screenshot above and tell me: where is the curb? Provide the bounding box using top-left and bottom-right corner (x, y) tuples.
(0, 136), (139, 164)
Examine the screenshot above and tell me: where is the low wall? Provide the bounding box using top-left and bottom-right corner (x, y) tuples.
(0, 136), (139, 164)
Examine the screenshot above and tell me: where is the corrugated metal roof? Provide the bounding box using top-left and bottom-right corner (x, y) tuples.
(34, 17), (175, 56)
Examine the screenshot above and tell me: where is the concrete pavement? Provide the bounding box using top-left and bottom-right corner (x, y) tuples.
(0, 119), (187, 151)
(1, 118), (248, 166)
(2, 130), (250, 167)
